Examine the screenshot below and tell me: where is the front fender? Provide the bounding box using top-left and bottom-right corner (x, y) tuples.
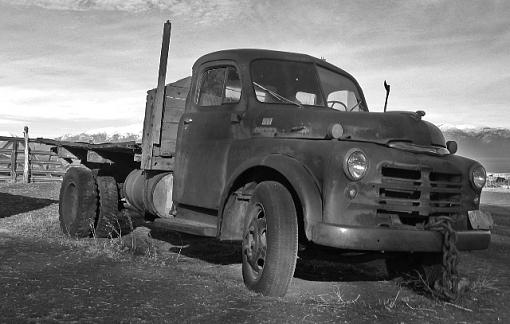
(218, 153), (322, 240)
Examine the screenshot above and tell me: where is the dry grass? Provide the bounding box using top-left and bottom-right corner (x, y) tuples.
(469, 272), (500, 293)
(2, 182), (509, 323)
(308, 286), (361, 308)
(0, 195), (162, 262)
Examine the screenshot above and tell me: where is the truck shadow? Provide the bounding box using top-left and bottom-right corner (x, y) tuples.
(148, 226), (386, 283)
(0, 192), (58, 218)
(295, 250), (387, 282)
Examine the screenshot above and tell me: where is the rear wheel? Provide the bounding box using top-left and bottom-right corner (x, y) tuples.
(59, 166), (98, 237)
(242, 181), (298, 297)
(95, 176), (125, 238)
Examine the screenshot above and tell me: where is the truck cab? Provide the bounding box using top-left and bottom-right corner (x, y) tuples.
(58, 25), (491, 298)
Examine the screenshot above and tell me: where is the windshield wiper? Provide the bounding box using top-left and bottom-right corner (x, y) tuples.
(253, 82), (303, 108)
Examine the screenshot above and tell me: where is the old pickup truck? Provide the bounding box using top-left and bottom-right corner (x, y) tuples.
(57, 22), (491, 297)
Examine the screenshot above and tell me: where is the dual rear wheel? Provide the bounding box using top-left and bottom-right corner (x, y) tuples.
(59, 166), (125, 238)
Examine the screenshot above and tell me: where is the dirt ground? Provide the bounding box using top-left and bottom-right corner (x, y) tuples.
(0, 182), (508, 323)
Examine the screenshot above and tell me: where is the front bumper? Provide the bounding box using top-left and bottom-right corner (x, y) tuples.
(312, 223), (491, 252)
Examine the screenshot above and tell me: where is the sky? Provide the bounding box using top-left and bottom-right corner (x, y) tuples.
(0, 0), (509, 138)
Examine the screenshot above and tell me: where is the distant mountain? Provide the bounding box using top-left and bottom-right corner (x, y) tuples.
(52, 124), (510, 172)
(441, 126), (510, 173)
(55, 124), (142, 144)
(55, 132), (141, 143)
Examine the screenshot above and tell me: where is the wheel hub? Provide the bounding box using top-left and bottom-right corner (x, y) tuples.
(243, 204), (267, 278)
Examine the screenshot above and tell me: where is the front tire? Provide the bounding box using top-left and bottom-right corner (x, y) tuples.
(242, 181), (298, 297)
(59, 166), (98, 237)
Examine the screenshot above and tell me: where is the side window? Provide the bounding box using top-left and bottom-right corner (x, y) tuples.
(197, 66), (241, 107)
(198, 68), (225, 106)
(295, 91), (317, 105)
(224, 67), (241, 103)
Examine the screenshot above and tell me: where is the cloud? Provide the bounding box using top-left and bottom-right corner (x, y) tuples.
(1, 0), (509, 137)
(85, 123), (142, 135)
(0, 86), (145, 121)
(2, 0), (190, 12)
(1, 0), (251, 24)
(0, 118), (25, 124)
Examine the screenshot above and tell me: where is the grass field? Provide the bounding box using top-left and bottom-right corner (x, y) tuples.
(1, 182), (509, 323)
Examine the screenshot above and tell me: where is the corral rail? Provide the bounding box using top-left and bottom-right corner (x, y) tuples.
(0, 134), (66, 183)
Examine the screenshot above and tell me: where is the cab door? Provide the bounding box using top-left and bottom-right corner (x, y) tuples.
(173, 62), (244, 210)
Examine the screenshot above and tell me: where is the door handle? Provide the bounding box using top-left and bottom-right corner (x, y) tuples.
(183, 117), (193, 125)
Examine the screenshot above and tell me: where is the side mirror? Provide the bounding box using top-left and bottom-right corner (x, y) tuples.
(446, 141), (457, 154)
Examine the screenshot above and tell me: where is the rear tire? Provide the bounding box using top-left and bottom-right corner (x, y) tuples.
(59, 166), (98, 237)
(95, 176), (125, 238)
(242, 181), (298, 297)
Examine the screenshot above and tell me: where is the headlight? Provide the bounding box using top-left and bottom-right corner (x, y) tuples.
(470, 165), (486, 190)
(343, 149), (368, 181)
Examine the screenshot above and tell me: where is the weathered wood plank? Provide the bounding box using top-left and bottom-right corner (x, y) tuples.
(38, 138), (140, 153)
(141, 90), (156, 169)
(0, 136), (22, 142)
(0, 135), (67, 182)
(23, 126), (30, 183)
(158, 84), (188, 157)
(150, 156), (174, 171)
(160, 122), (179, 156)
(151, 21), (172, 145)
(10, 140), (18, 182)
(162, 85), (187, 123)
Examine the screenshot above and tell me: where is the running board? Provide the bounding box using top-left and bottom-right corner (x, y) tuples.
(152, 216), (217, 237)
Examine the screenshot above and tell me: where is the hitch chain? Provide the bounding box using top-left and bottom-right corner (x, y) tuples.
(425, 215), (461, 301)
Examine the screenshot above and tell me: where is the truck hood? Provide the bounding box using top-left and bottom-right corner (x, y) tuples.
(254, 109), (446, 147)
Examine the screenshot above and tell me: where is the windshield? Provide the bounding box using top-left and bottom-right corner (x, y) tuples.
(251, 59), (366, 111)
(251, 60), (324, 106)
(316, 66), (365, 112)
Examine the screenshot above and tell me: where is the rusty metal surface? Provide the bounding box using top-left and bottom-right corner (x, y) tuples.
(133, 47), (489, 254)
(311, 223), (490, 252)
(468, 210), (494, 230)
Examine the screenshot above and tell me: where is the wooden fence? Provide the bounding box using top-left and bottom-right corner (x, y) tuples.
(0, 127), (66, 183)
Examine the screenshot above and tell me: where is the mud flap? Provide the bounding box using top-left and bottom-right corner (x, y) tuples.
(468, 210), (494, 230)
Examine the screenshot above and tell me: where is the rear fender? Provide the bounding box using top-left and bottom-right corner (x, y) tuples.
(218, 154), (322, 240)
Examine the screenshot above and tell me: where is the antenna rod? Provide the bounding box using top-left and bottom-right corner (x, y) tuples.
(383, 80), (390, 112)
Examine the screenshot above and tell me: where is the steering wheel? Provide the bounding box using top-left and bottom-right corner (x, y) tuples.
(327, 100), (348, 111)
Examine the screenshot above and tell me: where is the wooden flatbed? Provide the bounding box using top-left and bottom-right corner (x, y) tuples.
(37, 138), (142, 166)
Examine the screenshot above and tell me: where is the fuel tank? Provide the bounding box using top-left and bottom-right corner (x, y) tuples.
(124, 169), (174, 218)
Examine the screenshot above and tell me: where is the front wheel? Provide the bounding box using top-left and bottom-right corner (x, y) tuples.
(242, 181), (298, 297)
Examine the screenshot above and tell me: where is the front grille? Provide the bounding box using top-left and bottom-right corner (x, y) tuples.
(377, 165), (462, 224)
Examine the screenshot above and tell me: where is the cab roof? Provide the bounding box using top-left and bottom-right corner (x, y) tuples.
(192, 49), (354, 79)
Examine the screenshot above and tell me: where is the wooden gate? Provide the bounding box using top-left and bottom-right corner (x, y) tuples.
(0, 133), (66, 183)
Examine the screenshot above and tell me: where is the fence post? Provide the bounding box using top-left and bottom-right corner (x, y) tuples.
(10, 139), (18, 182)
(23, 126), (31, 183)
